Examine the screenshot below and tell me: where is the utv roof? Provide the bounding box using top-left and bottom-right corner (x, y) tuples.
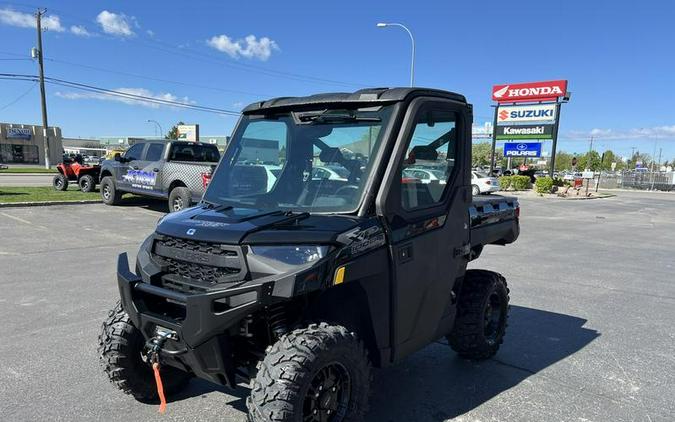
(241, 87), (467, 115)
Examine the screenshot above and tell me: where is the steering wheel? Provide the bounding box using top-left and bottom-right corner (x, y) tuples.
(335, 185), (359, 197)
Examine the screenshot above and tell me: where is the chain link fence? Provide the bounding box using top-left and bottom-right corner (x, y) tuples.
(591, 171), (675, 191)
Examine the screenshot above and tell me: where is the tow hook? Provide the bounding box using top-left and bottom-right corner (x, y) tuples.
(142, 330), (178, 365)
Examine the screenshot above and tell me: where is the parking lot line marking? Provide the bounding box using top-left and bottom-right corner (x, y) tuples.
(0, 212), (48, 230)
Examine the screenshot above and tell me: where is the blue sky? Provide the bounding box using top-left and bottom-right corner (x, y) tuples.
(1, 0), (674, 160)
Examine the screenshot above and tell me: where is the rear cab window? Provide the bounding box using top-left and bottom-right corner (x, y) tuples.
(169, 143), (221, 162)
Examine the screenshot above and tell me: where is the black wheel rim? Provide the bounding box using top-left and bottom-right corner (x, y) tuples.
(484, 291), (504, 344)
(55, 179), (63, 189)
(82, 180), (90, 190)
(303, 362), (351, 422)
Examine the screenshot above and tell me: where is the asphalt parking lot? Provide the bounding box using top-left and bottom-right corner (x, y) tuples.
(1, 191), (674, 422)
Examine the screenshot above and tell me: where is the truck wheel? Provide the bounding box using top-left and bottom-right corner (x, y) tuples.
(447, 270), (509, 360)
(98, 301), (191, 402)
(100, 176), (122, 205)
(472, 185), (480, 196)
(168, 187), (191, 212)
(53, 174), (68, 191)
(247, 323), (371, 422)
(78, 174), (96, 192)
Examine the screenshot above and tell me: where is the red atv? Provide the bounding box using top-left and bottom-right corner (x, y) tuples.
(53, 154), (101, 193)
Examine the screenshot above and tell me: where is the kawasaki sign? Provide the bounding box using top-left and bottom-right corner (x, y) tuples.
(496, 124), (554, 140)
(504, 142), (542, 157)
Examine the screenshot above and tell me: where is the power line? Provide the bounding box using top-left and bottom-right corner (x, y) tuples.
(3, 2), (367, 89)
(0, 72), (241, 115)
(0, 81), (37, 111)
(43, 56), (271, 98)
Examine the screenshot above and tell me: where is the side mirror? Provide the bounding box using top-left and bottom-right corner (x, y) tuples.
(114, 153), (122, 162)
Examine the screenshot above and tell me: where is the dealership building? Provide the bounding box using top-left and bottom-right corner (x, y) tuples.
(0, 122), (63, 165)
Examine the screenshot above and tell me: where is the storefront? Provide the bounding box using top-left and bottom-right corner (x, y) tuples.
(0, 123), (63, 165)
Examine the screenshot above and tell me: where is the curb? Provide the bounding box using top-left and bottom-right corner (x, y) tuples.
(0, 200), (100, 208)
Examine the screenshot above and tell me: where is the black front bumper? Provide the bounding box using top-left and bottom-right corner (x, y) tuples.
(117, 253), (274, 387)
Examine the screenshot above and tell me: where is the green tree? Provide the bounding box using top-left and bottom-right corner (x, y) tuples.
(554, 151), (574, 171)
(165, 121), (185, 140)
(577, 150), (602, 171)
(471, 142), (503, 167)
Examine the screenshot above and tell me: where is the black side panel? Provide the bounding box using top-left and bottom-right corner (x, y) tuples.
(306, 247), (391, 367)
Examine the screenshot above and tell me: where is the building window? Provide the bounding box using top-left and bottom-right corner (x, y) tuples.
(0, 144), (40, 164)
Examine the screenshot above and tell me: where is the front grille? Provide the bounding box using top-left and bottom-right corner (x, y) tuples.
(152, 235), (246, 289)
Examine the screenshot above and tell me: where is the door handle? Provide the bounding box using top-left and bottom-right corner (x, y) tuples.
(153, 168), (160, 172)
(132, 166), (139, 170)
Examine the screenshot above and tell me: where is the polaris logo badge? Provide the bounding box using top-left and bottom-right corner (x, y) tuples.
(186, 228), (196, 235)
(516, 143), (528, 151)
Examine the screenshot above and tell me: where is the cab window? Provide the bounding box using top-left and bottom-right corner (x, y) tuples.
(124, 143), (145, 161)
(145, 143), (165, 161)
(399, 109), (457, 210)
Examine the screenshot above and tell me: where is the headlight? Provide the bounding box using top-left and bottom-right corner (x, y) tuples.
(249, 245), (328, 266)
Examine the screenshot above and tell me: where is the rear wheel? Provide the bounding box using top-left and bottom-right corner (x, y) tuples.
(98, 301), (191, 402)
(472, 184), (480, 196)
(100, 176), (122, 205)
(168, 187), (191, 212)
(78, 174), (96, 192)
(53, 174), (68, 191)
(447, 270), (509, 360)
(247, 323), (371, 422)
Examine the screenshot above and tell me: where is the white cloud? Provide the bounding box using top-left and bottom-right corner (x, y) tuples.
(96, 10), (135, 37)
(207, 34), (279, 61)
(146, 29), (155, 37)
(56, 87), (194, 109)
(70, 25), (92, 37)
(0, 8), (64, 32)
(566, 125), (675, 140)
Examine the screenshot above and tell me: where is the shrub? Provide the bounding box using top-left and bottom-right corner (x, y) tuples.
(511, 175), (531, 191)
(498, 176), (512, 190)
(535, 176), (554, 194)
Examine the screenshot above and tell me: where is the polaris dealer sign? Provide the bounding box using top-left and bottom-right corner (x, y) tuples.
(492, 80), (567, 102)
(504, 142), (542, 157)
(496, 124), (554, 140)
(497, 104), (557, 124)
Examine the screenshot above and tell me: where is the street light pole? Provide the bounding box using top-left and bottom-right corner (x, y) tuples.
(147, 120), (163, 138)
(377, 22), (415, 87)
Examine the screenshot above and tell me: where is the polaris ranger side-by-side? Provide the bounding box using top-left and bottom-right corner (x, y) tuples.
(99, 88), (520, 421)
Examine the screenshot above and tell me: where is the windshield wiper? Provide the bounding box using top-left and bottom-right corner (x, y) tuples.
(296, 110), (381, 124)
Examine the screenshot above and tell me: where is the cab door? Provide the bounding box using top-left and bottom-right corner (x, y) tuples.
(116, 143), (150, 193)
(376, 97), (472, 361)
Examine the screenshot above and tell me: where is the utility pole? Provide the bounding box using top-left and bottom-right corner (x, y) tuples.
(35, 9), (51, 169)
(586, 136), (594, 170)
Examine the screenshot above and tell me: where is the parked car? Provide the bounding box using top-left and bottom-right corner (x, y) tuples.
(471, 171), (500, 195)
(99, 140), (221, 212)
(312, 165), (349, 181)
(402, 167), (447, 184)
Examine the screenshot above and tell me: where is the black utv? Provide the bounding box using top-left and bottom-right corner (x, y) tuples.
(99, 88), (520, 421)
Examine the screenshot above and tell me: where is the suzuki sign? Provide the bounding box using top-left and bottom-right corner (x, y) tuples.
(492, 80), (567, 103)
(497, 104), (557, 124)
(504, 142), (542, 158)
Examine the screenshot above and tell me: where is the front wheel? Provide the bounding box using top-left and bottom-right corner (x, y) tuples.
(447, 270), (509, 360)
(53, 174), (68, 191)
(247, 323), (371, 422)
(98, 302), (191, 402)
(100, 176), (122, 205)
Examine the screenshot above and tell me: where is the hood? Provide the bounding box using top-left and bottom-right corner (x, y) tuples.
(156, 205), (363, 245)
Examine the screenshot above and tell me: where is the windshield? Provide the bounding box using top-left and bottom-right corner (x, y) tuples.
(204, 105), (394, 213)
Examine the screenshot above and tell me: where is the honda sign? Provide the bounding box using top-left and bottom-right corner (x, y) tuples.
(492, 80), (567, 103)
(504, 142), (542, 158)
